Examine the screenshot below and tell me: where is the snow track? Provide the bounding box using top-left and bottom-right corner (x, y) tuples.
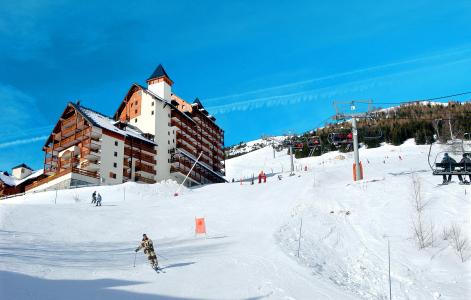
(1, 140), (470, 299)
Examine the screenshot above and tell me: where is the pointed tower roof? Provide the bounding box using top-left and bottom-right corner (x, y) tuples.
(192, 97), (203, 107)
(147, 64), (171, 81)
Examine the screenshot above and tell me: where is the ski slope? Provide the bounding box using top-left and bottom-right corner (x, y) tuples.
(1, 140), (470, 299)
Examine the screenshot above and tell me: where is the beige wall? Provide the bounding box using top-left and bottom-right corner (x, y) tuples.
(99, 133), (124, 185)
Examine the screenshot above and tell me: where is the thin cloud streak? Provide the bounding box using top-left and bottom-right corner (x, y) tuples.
(207, 78), (382, 114)
(204, 45), (471, 103)
(0, 135), (48, 149)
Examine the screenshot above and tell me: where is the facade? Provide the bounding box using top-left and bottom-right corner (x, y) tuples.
(24, 64), (225, 193)
(0, 165), (45, 196)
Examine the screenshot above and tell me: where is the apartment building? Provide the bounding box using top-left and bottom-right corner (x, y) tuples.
(23, 64), (225, 193)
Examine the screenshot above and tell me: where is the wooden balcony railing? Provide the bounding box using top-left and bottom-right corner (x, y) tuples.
(135, 174), (156, 184)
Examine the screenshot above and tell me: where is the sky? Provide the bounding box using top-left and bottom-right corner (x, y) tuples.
(1, 0), (471, 171)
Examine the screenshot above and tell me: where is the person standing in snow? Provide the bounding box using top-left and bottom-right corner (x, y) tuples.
(457, 153), (471, 184)
(135, 234), (159, 269)
(96, 193), (102, 206)
(440, 153), (456, 184)
(91, 191), (97, 204)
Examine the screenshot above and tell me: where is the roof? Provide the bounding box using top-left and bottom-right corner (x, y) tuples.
(147, 64), (171, 80)
(12, 163), (32, 170)
(0, 169), (44, 187)
(70, 103), (157, 146)
(192, 97), (203, 107)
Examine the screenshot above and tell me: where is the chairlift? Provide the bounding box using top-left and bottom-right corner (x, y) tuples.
(293, 140), (305, 150)
(362, 125), (383, 140)
(327, 131), (353, 147)
(428, 123), (470, 178)
(307, 136), (321, 149)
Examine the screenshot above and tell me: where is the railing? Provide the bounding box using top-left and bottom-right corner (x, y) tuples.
(124, 140), (156, 154)
(135, 174), (156, 184)
(123, 148), (156, 164)
(25, 167), (99, 191)
(135, 165), (156, 175)
(61, 115), (76, 128)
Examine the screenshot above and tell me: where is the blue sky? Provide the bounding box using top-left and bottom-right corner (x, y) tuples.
(1, 0), (471, 171)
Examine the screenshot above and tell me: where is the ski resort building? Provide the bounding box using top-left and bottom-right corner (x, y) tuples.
(21, 64), (226, 193)
(0, 164), (45, 196)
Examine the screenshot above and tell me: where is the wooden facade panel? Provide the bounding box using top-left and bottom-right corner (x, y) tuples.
(118, 90), (142, 122)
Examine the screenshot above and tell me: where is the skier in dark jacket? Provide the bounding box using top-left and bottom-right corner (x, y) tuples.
(457, 153), (471, 184)
(441, 153), (456, 183)
(91, 191), (97, 204)
(135, 234), (159, 269)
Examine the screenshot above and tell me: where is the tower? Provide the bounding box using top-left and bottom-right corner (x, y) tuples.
(147, 64), (173, 100)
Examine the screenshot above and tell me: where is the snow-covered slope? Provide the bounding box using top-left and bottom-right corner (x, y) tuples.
(1, 140), (470, 299)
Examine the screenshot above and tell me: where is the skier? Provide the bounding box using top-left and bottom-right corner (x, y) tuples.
(457, 153), (471, 184)
(96, 193), (102, 206)
(91, 191), (97, 204)
(440, 153), (456, 184)
(135, 234), (159, 270)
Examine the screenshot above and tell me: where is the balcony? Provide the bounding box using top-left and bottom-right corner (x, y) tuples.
(135, 164), (156, 175)
(135, 174), (156, 184)
(80, 159), (100, 171)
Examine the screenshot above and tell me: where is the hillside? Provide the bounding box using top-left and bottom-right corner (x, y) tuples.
(0, 140), (470, 299)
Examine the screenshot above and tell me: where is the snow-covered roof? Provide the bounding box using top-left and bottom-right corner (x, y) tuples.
(0, 169), (44, 187)
(71, 103), (157, 145)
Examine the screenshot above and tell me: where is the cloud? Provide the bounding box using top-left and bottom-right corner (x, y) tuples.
(0, 135), (48, 149)
(205, 45), (471, 114)
(0, 84), (49, 140)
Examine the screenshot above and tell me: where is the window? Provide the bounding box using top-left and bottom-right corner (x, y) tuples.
(114, 141), (118, 146)
(168, 131), (170, 136)
(135, 109), (138, 114)
(152, 102), (154, 106)
(168, 159), (170, 163)
(151, 111), (154, 115)
(173, 139), (175, 143)
(135, 101), (138, 105)
(113, 162), (117, 168)
(135, 118), (138, 123)
(131, 103), (133, 107)
(114, 152), (117, 157)
(168, 140), (170, 145)
(109, 172), (116, 179)
(168, 113), (170, 117)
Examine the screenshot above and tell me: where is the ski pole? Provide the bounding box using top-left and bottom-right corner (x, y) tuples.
(133, 251), (137, 267)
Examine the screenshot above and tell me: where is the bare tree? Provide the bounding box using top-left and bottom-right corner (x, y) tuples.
(410, 174), (434, 249)
(449, 224), (469, 262)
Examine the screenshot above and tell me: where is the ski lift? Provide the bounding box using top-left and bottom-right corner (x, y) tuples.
(361, 124), (383, 140)
(307, 136), (321, 149)
(428, 122), (470, 179)
(327, 131), (353, 147)
(293, 140), (305, 150)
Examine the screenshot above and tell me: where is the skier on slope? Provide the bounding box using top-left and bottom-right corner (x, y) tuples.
(91, 191), (97, 204)
(95, 193), (102, 206)
(135, 234), (159, 269)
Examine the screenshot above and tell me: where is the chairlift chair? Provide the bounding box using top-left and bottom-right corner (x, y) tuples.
(428, 138), (471, 178)
(327, 131), (353, 147)
(362, 125), (383, 140)
(293, 140), (305, 150)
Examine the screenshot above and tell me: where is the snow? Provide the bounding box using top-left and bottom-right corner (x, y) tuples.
(0, 169), (43, 187)
(1, 140), (470, 299)
(76, 105), (156, 145)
